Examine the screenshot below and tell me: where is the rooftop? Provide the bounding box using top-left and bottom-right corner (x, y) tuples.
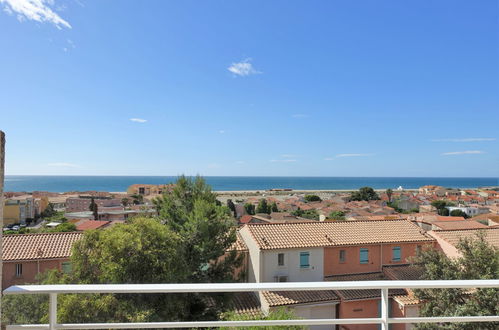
(244, 220), (434, 250)
(2, 232), (82, 261)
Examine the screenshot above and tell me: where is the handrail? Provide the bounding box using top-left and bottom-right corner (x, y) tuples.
(4, 280), (499, 330)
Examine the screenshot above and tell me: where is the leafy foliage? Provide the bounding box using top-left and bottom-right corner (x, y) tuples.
(413, 232), (499, 329)
(89, 197), (98, 220)
(329, 210), (345, 220)
(304, 194), (321, 202)
(350, 187), (380, 201)
(450, 209), (468, 218)
(291, 208), (319, 220)
(244, 203), (256, 215)
(223, 307), (306, 330)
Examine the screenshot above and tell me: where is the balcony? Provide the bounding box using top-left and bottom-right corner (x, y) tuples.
(4, 280), (499, 329)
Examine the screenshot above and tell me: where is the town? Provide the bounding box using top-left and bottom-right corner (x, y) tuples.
(2, 179), (498, 329)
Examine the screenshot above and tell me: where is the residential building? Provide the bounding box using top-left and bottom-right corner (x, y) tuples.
(66, 196), (122, 213)
(2, 232), (82, 289)
(126, 184), (173, 196)
(238, 220), (435, 328)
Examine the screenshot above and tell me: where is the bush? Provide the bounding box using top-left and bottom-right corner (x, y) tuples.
(304, 195), (321, 202)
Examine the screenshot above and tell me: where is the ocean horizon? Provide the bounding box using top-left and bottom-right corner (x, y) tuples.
(4, 175), (498, 193)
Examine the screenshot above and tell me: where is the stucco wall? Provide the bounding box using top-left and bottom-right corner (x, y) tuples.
(2, 259), (67, 289)
(261, 247), (324, 282)
(288, 303), (337, 330)
(324, 242), (427, 276)
(239, 226), (261, 282)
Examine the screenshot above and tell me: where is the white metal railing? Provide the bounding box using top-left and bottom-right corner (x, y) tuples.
(3, 280), (499, 329)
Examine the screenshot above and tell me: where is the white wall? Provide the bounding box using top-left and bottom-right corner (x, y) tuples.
(261, 247), (324, 282)
(239, 226), (261, 282)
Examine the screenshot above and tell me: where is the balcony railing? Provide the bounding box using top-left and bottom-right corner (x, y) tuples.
(4, 280), (499, 329)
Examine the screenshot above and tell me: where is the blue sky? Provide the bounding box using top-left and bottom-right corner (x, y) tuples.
(0, 0), (498, 177)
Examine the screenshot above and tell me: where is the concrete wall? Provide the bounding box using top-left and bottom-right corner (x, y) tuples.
(324, 242), (426, 276)
(261, 247), (324, 282)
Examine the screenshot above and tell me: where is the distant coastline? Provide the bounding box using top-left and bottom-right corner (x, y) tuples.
(4, 175), (498, 193)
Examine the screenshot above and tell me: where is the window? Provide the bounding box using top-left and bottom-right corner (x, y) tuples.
(339, 250), (346, 263)
(15, 263), (23, 277)
(300, 252), (310, 268)
(416, 245), (422, 255)
(360, 248), (369, 264)
(392, 246), (401, 262)
(62, 262), (72, 274)
(278, 253), (285, 266)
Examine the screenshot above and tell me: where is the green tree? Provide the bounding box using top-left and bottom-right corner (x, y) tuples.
(350, 187), (380, 201)
(270, 202), (279, 212)
(223, 307), (306, 330)
(244, 203), (255, 215)
(256, 199), (270, 214)
(413, 232), (499, 329)
(130, 194), (144, 205)
(153, 175), (243, 318)
(227, 199), (237, 217)
(329, 210), (346, 220)
(40, 203), (56, 218)
(386, 188), (393, 203)
(450, 209), (468, 218)
(45, 222), (76, 233)
(121, 197), (130, 208)
(292, 208), (319, 220)
(304, 194), (321, 202)
(89, 198), (98, 220)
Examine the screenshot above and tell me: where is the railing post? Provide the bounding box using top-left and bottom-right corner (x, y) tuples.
(381, 288), (389, 330)
(49, 293), (57, 330)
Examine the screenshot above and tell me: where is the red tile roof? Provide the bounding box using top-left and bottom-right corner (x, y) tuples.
(76, 220), (109, 231)
(244, 220), (434, 250)
(2, 232), (82, 261)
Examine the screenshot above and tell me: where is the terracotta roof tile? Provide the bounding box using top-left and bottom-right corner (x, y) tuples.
(76, 220), (109, 231)
(431, 228), (499, 248)
(262, 290), (339, 307)
(2, 232), (82, 261)
(432, 220), (488, 231)
(245, 220), (433, 250)
(232, 292), (262, 316)
(382, 264), (424, 281)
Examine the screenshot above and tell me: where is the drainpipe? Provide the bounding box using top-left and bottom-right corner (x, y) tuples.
(0, 131), (6, 321)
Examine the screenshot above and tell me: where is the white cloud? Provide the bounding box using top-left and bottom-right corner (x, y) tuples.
(270, 159), (297, 163)
(1, 0), (71, 29)
(281, 154), (297, 158)
(130, 118), (147, 123)
(324, 157), (334, 161)
(219, 130), (225, 134)
(228, 58), (261, 77)
(336, 153), (374, 158)
(235, 160), (245, 164)
(47, 162), (80, 168)
(441, 150), (485, 156)
(432, 138), (496, 142)
(291, 114), (308, 118)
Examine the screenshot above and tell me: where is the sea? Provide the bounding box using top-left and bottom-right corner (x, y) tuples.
(4, 176), (499, 193)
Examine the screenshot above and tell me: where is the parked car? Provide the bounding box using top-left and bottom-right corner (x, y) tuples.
(12, 225), (20, 231)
